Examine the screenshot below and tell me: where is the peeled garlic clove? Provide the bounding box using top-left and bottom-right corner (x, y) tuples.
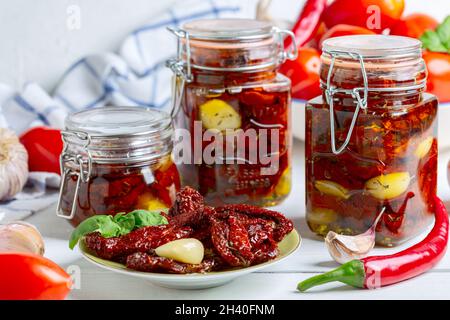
(325, 208), (385, 264)
(365, 172), (410, 200)
(199, 99), (242, 131)
(0, 128), (28, 201)
(0, 221), (45, 255)
(155, 238), (204, 265)
(314, 180), (350, 199)
(325, 231), (375, 264)
(415, 136), (433, 159)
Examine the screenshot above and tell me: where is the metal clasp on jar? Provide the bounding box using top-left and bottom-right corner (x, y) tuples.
(322, 50), (427, 155)
(323, 50), (369, 155)
(165, 26), (298, 119)
(56, 131), (92, 220)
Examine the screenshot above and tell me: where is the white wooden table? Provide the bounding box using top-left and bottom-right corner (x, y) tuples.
(27, 139), (450, 300)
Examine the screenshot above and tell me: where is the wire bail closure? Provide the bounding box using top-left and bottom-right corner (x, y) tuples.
(323, 50), (369, 155)
(273, 27), (298, 63)
(165, 26), (298, 119)
(56, 130), (92, 220)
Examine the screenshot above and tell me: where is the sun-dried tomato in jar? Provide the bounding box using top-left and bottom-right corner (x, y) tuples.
(167, 19), (297, 206)
(57, 107), (180, 226)
(305, 35), (438, 246)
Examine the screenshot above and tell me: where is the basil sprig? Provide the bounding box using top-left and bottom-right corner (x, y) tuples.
(421, 16), (450, 53)
(69, 209), (168, 249)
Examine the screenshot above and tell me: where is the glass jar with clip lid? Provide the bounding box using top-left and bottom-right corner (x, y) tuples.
(166, 18), (298, 206)
(305, 35), (438, 246)
(56, 106), (180, 226)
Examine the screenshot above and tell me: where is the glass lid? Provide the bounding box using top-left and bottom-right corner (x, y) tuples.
(183, 18), (274, 40)
(322, 35), (422, 58)
(65, 106), (172, 137)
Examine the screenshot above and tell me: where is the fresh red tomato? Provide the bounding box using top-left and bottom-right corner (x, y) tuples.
(423, 51), (450, 103)
(19, 126), (63, 174)
(323, 0), (404, 32)
(390, 13), (439, 39)
(0, 253), (72, 300)
(280, 47), (321, 100)
(319, 24), (376, 48)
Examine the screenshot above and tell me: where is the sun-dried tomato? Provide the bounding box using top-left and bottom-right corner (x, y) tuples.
(209, 204), (292, 267)
(216, 204), (294, 242)
(61, 157), (180, 227)
(83, 225), (192, 261)
(126, 252), (218, 274)
(83, 187), (295, 273)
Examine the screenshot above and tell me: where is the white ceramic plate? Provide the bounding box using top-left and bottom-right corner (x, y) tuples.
(292, 99), (450, 150)
(80, 229), (301, 290)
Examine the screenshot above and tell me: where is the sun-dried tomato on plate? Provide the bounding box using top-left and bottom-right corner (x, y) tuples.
(81, 187), (294, 274)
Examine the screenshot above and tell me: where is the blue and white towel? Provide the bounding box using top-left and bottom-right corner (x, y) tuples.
(0, 0), (252, 222)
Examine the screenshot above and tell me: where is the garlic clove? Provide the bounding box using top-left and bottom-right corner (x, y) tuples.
(308, 207), (338, 225)
(314, 180), (350, 200)
(0, 221), (45, 255)
(325, 208), (385, 264)
(365, 172), (410, 200)
(155, 238), (204, 265)
(415, 136), (434, 159)
(0, 128), (28, 201)
(274, 167), (292, 197)
(199, 99), (242, 131)
(325, 232), (375, 264)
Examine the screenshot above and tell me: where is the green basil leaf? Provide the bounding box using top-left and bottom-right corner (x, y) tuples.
(129, 209), (169, 228)
(113, 212), (136, 235)
(421, 30), (448, 53)
(69, 209), (169, 249)
(69, 215), (122, 249)
(436, 16), (450, 50)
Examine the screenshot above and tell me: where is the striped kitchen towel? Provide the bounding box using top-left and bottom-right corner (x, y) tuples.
(0, 0), (252, 222)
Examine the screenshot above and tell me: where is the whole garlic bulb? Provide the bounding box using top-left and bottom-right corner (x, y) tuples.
(0, 128), (28, 200)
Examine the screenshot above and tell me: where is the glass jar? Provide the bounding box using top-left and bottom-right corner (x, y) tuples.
(167, 18), (297, 206)
(56, 107), (180, 227)
(305, 35), (438, 246)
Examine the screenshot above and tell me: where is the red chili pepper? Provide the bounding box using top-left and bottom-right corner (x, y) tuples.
(284, 0), (327, 49)
(298, 195), (449, 291)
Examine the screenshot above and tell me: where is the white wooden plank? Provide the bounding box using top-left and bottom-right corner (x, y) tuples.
(68, 259), (450, 300)
(25, 139), (450, 299)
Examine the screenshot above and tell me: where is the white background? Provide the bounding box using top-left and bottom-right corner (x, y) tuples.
(0, 0), (448, 92)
